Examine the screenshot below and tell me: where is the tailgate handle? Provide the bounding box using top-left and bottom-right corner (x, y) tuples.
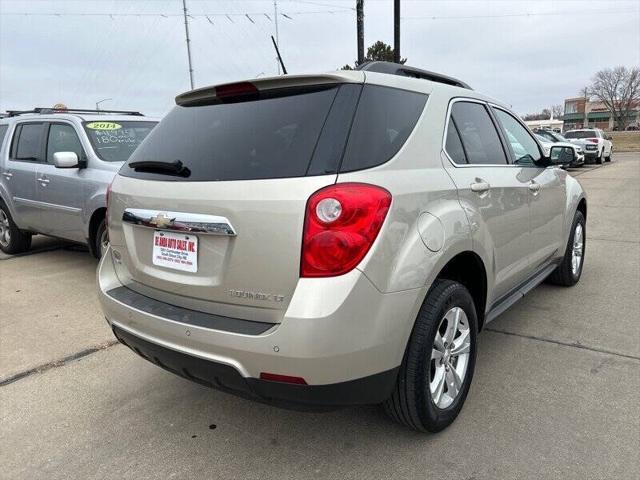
(122, 208), (237, 236)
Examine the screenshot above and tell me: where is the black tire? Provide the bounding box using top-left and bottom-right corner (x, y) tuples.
(92, 218), (108, 259)
(547, 210), (586, 286)
(605, 150), (612, 162)
(595, 150), (603, 164)
(0, 200), (32, 255)
(383, 279), (478, 433)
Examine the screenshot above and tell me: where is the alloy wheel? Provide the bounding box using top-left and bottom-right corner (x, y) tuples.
(571, 223), (584, 276)
(429, 307), (471, 409)
(0, 208), (11, 248)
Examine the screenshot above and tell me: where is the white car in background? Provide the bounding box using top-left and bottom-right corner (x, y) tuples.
(563, 128), (613, 164)
(534, 133), (585, 168)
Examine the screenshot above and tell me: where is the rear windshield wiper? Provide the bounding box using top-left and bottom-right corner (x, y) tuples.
(128, 159), (191, 177)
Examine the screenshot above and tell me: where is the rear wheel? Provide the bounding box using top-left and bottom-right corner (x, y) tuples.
(548, 210), (586, 286)
(0, 201), (32, 255)
(605, 149), (612, 162)
(383, 280), (478, 432)
(595, 150), (603, 164)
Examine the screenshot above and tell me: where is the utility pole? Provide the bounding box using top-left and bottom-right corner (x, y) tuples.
(356, 0), (364, 65)
(393, 0), (400, 63)
(274, 1), (281, 74)
(182, 0), (195, 90)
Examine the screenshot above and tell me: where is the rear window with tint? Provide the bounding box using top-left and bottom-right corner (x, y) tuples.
(122, 86), (342, 181)
(564, 130), (597, 139)
(121, 84), (427, 182)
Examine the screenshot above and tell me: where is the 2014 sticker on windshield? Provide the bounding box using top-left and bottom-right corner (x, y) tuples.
(86, 122), (121, 130)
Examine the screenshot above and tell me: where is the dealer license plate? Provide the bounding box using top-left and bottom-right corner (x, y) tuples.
(152, 231), (198, 273)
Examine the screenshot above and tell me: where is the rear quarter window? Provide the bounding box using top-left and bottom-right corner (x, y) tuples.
(339, 85), (427, 172)
(0, 125), (8, 149)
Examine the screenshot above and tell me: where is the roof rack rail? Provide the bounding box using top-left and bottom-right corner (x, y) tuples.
(356, 61), (472, 90)
(7, 108), (144, 117)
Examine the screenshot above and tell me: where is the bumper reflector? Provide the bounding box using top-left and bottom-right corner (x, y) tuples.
(260, 372), (308, 385)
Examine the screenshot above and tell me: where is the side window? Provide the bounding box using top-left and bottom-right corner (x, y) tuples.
(444, 118), (467, 164)
(450, 102), (507, 165)
(492, 108), (542, 166)
(12, 123), (45, 161)
(47, 124), (84, 164)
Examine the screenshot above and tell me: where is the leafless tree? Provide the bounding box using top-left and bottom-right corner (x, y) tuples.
(588, 66), (640, 130)
(551, 104), (563, 118)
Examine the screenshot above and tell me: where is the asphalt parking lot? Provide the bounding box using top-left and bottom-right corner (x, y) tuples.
(1, 153), (639, 479)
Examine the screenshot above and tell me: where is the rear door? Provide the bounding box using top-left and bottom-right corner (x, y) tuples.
(4, 122), (46, 230)
(442, 100), (532, 305)
(36, 122), (87, 242)
(108, 82), (362, 322)
(491, 107), (565, 269)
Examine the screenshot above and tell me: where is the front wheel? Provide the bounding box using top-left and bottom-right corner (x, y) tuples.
(383, 280), (478, 432)
(92, 218), (108, 259)
(547, 210), (586, 286)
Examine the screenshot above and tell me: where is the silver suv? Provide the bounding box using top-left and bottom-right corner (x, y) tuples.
(97, 62), (587, 432)
(0, 109), (157, 257)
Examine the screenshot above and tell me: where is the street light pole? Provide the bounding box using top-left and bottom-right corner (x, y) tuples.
(95, 98), (112, 111)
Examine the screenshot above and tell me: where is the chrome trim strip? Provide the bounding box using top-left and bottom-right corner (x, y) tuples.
(122, 208), (237, 236)
(13, 196), (82, 214)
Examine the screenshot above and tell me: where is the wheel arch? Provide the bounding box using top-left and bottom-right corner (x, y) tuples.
(433, 250), (488, 330)
(88, 207), (106, 245)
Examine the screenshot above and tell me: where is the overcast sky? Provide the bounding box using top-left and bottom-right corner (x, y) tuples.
(1, 0), (638, 118)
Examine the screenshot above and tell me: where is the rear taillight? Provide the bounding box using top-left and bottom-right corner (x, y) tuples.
(587, 138), (599, 143)
(301, 183), (391, 278)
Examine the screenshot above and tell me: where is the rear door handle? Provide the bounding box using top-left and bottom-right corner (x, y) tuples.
(2, 172), (13, 179)
(37, 177), (50, 186)
(470, 182), (491, 193)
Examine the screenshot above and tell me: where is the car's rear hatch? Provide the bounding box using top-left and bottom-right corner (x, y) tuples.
(107, 74), (364, 323)
(107, 72), (428, 324)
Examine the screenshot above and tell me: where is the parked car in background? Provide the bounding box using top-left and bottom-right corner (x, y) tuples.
(534, 133), (584, 168)
(564, 128), (613, 164)
(98, 62), (587, 433)
(0, 108), (158, 257)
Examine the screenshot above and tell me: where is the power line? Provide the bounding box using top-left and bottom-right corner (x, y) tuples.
(0, 9), (353, 18)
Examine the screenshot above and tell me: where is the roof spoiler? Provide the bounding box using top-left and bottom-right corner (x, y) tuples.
(357, 61), (472, 90)
(175, 73), (362, 107)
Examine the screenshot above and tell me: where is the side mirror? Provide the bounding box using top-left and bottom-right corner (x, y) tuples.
(53, 151), (80, 169)
(549, 146), (575, 165)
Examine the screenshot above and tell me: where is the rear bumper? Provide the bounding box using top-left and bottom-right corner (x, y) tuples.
(112, 324), (398, 410)
(98, 247), (426, 407)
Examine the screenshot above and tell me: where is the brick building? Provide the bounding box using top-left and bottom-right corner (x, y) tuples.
(562, 97), (640, 131)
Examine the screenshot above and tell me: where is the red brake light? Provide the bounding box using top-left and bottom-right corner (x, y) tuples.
(260, 372), (307, 385)
(215, 82), (259, 102)
(301, 183), (391, 278)
(587, 138), (599, 143)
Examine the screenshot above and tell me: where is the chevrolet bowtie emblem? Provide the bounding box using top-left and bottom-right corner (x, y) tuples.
(148, 212), (175, 229)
